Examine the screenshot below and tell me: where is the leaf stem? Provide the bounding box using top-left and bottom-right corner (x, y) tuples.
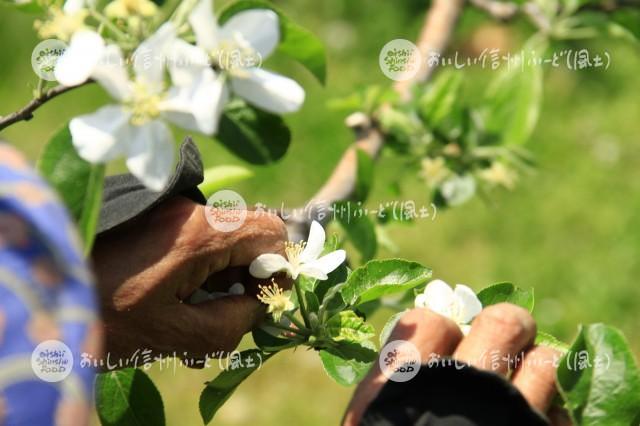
(293, 280), (311, 328)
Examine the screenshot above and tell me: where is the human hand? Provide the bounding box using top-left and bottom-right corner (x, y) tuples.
(344, 304), (571, 425)
(91, 196), (288, 364)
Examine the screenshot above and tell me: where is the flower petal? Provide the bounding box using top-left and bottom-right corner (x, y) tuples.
(133, 22), (176, 87)
(421, 279), (455, 317)
(249, 253), (291, 278)
(161, 69), (227, 135)
(305, 250), (346, 277)
(297, 264), (328, 281)
(68, 105), (130, 163)
(453, 284), (483, 324)
(414, 293), (428, 308)
(189, 0), (219, 52)
(125, 120), (175, 191)
(299, 220), (325, 262)
(220, 9), (279, 59)
(166, 39), (211, 87)
(230, 68), (305, 114)
(91, 44), (131, 101)
(63, 0), (85, 14)
(55, 30), (105, 87)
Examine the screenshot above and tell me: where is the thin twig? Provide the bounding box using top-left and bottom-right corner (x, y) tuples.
(286, 0), (465, 241)
(0, 81), (92, 132)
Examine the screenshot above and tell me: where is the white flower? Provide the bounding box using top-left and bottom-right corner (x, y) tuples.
(55, 24), (225, 191)
(415, 279), (482, 334)
(188, 0), (305, 115)
(249, 221), (346, 280)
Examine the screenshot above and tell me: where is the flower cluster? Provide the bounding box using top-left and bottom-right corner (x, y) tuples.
(52, 0), (305, 190)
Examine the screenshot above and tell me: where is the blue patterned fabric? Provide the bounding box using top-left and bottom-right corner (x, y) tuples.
(0, 144), (98, 426)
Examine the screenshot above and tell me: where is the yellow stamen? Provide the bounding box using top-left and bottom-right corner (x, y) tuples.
(105, 0), (158, 19)
(257, 279), (294, 322)
(126, 80), (164, 126)
(284, 241), (306, 268)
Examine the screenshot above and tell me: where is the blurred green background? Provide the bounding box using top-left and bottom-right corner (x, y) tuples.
(1, 0), (639, 424)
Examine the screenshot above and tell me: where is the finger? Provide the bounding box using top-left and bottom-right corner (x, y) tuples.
(171, 295), (263, 358)
(511, 345), (561, 412)
(454, 303), (536, 375)
(344, 309), (463, 426)
(175, 205), (288, 299)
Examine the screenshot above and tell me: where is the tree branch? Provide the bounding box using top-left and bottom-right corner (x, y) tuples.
(0, 81), (91, 132)
(286, 0), (465, 241)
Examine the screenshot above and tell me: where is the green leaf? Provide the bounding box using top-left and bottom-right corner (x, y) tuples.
(37, 124), (105, 254)
(217, 100), (291, 165)
(336, 206), (378, 262)
(95, 369), (165, 426)
(483, 37), (547, 145)
(198, 165), (253, 198)
(535, 331), (570, 353)
(219, 0), (327, 84)
(556, 12), (638, 42)
(305, 291), (320, 313)
(252, 327), (296, 352)
(341, 259), (432, 306)
(200, 350), (274, 424)
(314, 262), (348, 304)
(319, 340), (377, 386)
(379, 310), (407, 347)
(417, 70), (463, 129)
(557, 324), (640, 425)
(355, 148), (374, 202)
(319, 281), (347, 321)
(477, 282), (535, 312)
(326, 311), (375, 343)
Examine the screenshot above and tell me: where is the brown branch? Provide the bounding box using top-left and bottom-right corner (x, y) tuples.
(0, 81), (92, 132)
(286, 0), (465, 241)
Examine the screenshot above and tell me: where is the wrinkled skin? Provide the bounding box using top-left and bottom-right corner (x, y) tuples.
(92, 196), (289, 363)
(344, 304), (572, 426)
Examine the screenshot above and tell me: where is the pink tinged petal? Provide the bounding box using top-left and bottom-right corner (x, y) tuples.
(161, 69), (227, 135)
(422, 279), (455, 317)
(133, 22), (176, 87)
(189, 0), (219, 51)
(69, 105), (130, 163)
(297, 264), (328, 281)
(91, 44), (132, 101)
(166, 39), (211, 87)
(305, 249), (346, 277)
(299, 220), (325, 262)
(220, 9), (279, 59)
(249, 253), (291, 278)
(230, 68), (305, 114)
(453, 284), (483, 324)
(55, 30), (105, 87)
(125, 120), (175, 191)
